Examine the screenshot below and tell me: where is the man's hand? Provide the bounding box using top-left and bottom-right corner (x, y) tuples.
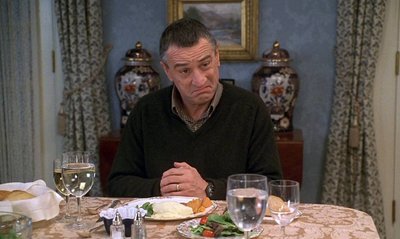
(160, 162), (208, 198)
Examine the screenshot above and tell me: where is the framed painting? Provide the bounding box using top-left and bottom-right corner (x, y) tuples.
(168, 0), (259, 61)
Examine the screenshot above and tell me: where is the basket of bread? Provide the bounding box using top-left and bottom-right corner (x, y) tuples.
(0, 180), (63, 222)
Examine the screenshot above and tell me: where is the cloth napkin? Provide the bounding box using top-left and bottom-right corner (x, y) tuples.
(100, 205), (147, 220)
(0, 180), (63, 222)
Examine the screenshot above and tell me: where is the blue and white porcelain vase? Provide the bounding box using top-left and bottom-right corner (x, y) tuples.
(115, 41), (161, 128)
(252, 41), (299, 132)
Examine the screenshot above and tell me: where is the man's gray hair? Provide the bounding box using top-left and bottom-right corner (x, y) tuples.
(159, 18), (218, 62)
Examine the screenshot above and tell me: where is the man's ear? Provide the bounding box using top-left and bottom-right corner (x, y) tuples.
(215, 47), (220, 67)
(160, 61), (174, 83)
(160, 60), (168, 72)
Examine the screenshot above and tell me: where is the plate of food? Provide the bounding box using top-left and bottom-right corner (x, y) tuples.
(127, 196), (217, 221)
(177, 212), (263, 238)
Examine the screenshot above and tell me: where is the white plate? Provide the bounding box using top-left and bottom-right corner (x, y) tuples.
(177, 218), (263, 239)
(127, 196), (217, 221)
(264, 209), (303, 221)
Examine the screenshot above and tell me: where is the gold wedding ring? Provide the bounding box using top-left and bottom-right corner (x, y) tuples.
(176, 184), (181, 192)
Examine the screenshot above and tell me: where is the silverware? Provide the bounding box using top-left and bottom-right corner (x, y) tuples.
(77, 199), (123, 237)
(76, 222), (103, 238)
(86, 202), (110, 215)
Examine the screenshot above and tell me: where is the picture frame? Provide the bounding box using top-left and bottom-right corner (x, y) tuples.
(168, 0), (259, 61)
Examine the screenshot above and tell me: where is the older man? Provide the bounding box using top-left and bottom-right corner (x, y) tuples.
(108, 18), (282, 200)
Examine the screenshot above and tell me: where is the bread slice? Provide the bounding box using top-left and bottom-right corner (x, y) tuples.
(3, 190), (35, 201)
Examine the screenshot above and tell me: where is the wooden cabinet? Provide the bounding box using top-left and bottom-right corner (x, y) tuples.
(275, 129), (303, 185)
(99, 129), (303, 195)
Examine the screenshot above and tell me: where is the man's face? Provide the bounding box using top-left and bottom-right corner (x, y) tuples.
(161, 38), (220, 107)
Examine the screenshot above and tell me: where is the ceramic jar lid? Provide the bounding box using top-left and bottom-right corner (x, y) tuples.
(124, 41), (152, 66)
(262, 41), (290, 67)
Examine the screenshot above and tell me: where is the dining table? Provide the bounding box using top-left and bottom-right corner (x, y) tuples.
(32, 196), (380, 239)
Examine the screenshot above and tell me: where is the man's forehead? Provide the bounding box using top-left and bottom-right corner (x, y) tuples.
(166, 40), (214, 66)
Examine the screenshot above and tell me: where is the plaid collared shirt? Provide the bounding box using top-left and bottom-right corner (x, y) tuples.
(172, 83), (223, 132)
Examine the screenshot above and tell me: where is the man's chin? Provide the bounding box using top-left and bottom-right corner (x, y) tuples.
(193, 95), (214, 105)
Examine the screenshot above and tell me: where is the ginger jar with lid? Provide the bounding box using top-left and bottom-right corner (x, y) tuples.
(115, 41), (161, 128)
(252, 41), (299, 132)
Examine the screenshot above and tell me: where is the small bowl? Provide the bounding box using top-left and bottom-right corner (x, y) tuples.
(102, 217), (133, 237)
(0, 211), (32, 239)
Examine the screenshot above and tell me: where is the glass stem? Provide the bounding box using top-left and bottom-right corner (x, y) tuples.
(76, 197), (82, 223)
(244, 231), (250, 239)
(281, 226), (285, 237)
(64, 195), (70, 218)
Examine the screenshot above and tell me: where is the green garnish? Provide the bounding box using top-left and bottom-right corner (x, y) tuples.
(140, 202), (154, 217)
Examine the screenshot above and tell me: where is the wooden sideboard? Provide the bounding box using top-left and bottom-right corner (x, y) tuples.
(99, 129), (303, 195)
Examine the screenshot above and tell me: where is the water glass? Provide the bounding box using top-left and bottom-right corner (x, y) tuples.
(226, 174), (268, 239)
(0, 211), (32, 239)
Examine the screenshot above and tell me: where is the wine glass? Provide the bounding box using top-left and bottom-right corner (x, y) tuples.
(226, 174), (268, 239)
(268, 180), (300, 235)
(53, 157), (73, 222)
(61, 151), (95, 229)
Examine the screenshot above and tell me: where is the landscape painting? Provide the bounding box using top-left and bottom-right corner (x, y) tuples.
(168, 0), (259, 61)
(183, 3), (242, 47)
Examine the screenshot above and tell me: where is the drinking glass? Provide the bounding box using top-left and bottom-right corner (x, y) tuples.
(268, 180), (300, 235)
(61, 151), (95, 229)
(53, 157), (73, 222)
(226, 174), (268, 239)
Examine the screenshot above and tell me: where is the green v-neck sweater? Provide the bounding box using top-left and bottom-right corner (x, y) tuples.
(108, 83), (282, 199)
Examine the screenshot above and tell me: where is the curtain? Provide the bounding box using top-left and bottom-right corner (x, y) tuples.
(0, 1), (36, 183)
(54, 0), (111, 196)
(321, 0), (386, 237)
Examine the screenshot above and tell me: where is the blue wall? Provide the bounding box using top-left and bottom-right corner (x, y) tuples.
(102, 0), (337, 203)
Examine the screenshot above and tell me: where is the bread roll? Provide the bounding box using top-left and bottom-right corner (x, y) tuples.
(266, 195), (289, 216)
(3, 190), (35, 201)
(0, 190), (11, 200)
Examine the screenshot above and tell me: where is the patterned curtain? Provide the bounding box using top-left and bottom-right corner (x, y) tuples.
(54, 0), (111, 196)
(321, 0), (386, 237)
(0, 1), (36, 183)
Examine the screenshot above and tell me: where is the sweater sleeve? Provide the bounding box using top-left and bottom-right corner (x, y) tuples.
(107, 109), (161, 197)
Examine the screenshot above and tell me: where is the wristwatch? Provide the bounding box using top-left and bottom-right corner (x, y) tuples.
(205, 181), (215, 198)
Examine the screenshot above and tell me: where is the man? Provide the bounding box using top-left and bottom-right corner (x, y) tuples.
(108, 18), (282, 200)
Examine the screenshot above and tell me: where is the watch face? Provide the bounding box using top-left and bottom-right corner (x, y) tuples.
(206, 183), (214, 197)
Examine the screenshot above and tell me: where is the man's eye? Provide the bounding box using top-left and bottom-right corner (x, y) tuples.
(179, 68), (190, 75)
(202, 61), (210, 67)
(178, 68), (190, 76)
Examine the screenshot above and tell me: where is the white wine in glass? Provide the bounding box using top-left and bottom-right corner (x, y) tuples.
(53, 158), (72, 222)
(62, 151), (95, 230)
(268, 180), (300, 235)
(226, 174), (268, 239)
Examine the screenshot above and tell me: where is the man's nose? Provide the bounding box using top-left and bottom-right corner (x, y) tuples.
(191, 69), (206, 86)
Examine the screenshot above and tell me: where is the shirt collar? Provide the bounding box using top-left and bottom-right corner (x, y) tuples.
(171, 82), (223, 117)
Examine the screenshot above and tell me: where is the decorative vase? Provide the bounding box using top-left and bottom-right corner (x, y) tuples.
(115, 41), (161, 128)
(252, 41), (299, 132)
